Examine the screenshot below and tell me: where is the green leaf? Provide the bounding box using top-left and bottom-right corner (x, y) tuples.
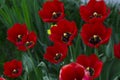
(22, 53), (34, 73)
(21, 0), (31, 30)
(100, 58), (120, 80)
(38, 62), (50, 80)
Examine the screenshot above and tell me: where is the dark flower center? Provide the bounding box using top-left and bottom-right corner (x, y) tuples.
(25, 41), (34, 47)
(52, 12), (61, 19)
(89, 35), (101, 45)
(12, 69), (18, 74)
(86, 67), (94, 76)
(62, 32), (72, 43)
(54, 53), (62, 61)
(17, 35), (22, 42)
(90, 12), (102, 18)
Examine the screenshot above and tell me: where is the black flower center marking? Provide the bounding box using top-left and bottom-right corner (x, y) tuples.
(90, 12), (102, 18)
(89, 35), (101, 45)
(17, 35), (22, 42)
(52, 12), (61, 19)
(86, 67), (95, 76)
(25, 41), (34, 47)
(12, 69), (18, 74)
(54, 53), (62, 61)
(62, 32), (72, 43)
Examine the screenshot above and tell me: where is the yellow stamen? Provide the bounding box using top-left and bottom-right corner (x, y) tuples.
(93, 12), (98, 16)
(52, 12), (57, 16)
(50, 24), (57, 28)
(18, 35), (21, 38)
(93, 35), (97, 38)
(47, 29), (51, 35)
(86, 67), (90, 71)
(63, 33), (67, 37)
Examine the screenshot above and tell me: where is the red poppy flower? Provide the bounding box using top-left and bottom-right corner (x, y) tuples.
(17, 32), (37, 51)
(114, 43), (120, 59)
(38, 0), (65, 23)
(76, 54), (103, 79)
(50, 19), (78, 46)
(80, 0), (110, 23)
(80, 23), (112, 48)
(7, 23), (28, 46)
(44, 43), (68, 64)
(59, 63), (85, 80)
(3, 59), (23, 78)
(0, 78), (6, 80)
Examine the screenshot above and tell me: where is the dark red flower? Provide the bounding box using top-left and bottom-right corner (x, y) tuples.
(80, 0), (110, 23)
(39, 0), (65, 23)
(80, 23), (112, 48)
(3, 59), (22, 78)
(0, 78), (6, 80)
(17, 32), (37, 51)
(7, 23), (28, 46)
(59, 63), (85, 80)
(114, 43), (120, 59)
(44, 43), (68, 64)
(50, 19), (77, 46)
(76, 54), (103, 79)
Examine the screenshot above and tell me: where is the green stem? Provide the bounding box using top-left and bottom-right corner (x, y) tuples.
(69, 46), (75, 62)
(37, 39), (47, 52)
(99, 74), (101, 80)
(37, 39), (47, 47)
(20, 76), (24, 80)
(86, 46), (94, 56)
(95, 48), (99, 56)
(106, 59), (115, 80)
(27, 50), (39, 80)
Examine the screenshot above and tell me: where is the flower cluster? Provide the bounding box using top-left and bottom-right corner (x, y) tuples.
(59, 54), (103, 80)
(1, 0), (120, 80)
(39, 0), (78, 64)
(39, 0), (112, 80)
(7, 23), (37, 51)
(1, 23), (37, 79)
(80, 0), (112, 48)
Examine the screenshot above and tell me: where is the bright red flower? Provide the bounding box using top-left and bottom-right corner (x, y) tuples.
(7, 23), (28, 46)
(80, 0), (110, 23)
(17, 32), (37, 51)
(114, 43), (120, 59)
(59, 63), (85, 80)
(3, 60), (22, 78)
(76, 54), (103, 79)
(44, 43), (68, 64)
(39, 0), (65, 23)
(50, 19), (78, 46)
(0, 78), (6, 80)
(80, 23), (112, 48)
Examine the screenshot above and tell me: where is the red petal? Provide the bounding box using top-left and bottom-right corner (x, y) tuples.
(76, 54), (89, 68)
(93, 61), (103, 78)
(89, 54), (99, 67)
(59, 63), (85, 80)
(114, 43), (120, 59)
